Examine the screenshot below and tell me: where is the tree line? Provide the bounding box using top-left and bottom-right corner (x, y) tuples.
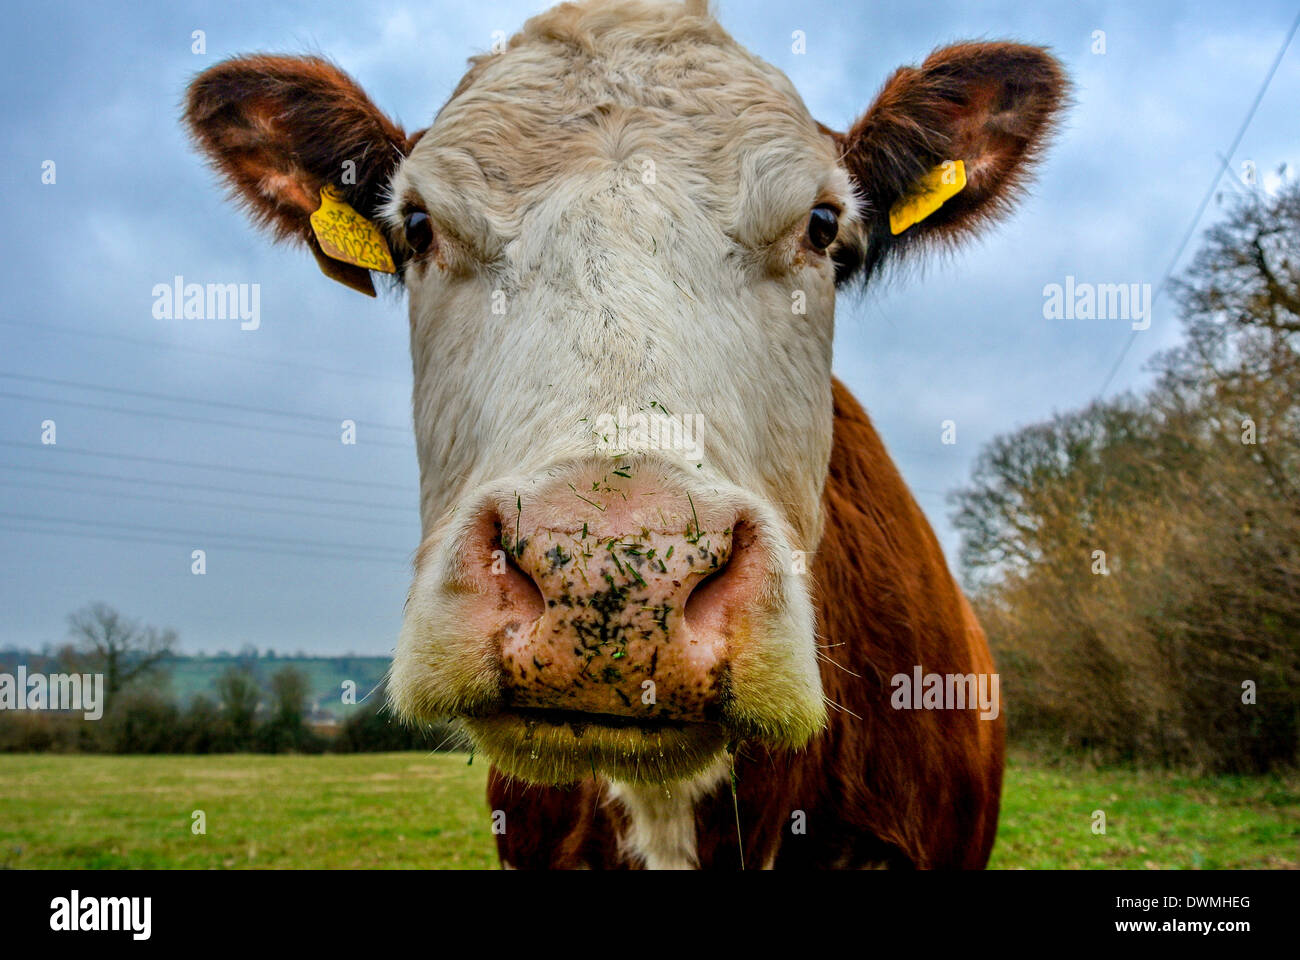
(0, 602), (463, 754)
(953, 178), (1300, 772)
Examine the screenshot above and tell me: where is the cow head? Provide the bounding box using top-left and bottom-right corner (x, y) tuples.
(185, 0), (1066, 785)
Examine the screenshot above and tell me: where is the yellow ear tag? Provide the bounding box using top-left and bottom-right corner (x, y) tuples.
(889, 160), (967, 236)
(309, 185), (396, 274)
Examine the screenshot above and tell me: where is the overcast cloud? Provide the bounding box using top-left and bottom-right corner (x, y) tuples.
(2, 0), (1297, 653)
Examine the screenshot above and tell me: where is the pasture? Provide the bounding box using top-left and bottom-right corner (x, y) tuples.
(0, 751), (1294, 869)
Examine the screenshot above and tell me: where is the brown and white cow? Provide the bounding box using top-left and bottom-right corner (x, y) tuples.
(185, 0), (1066, 869)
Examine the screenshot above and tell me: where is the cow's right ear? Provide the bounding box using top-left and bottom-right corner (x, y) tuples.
(184, 55), (414, 296)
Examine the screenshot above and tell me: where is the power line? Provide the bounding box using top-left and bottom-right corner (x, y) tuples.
(0, 477), (415, 528)
(0, 317), (407, 387)
(0, 463), (413, 514)
(0, 510), (411, 558)
(0, 371), (412, 433)
(0, 521), (409, 565)
(1095, 8), (1300, 397)
(0, 440), (417, 493)
(0, 390), (415, 450)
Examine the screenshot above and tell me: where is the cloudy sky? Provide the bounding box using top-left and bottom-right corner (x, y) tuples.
(2, 0), (1297, 654)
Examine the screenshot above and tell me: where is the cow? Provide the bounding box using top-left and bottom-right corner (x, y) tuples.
(184, 0), (1067, 869)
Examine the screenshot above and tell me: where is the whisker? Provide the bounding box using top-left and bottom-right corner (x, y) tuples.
(816, 650), (863, 678)
(823, 694), (863, 721)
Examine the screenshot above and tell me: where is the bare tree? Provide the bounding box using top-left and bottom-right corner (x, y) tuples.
(215, 666), (260, 748)
(66, 602), (177, 700)
(952, 179), (1300, 771)
(269, 666), (308, 729)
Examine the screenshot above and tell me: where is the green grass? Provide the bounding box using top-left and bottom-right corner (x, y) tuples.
(0, 750), (1294, 869)
(989, 751), (1300, 869)
(0, 753), (496, 869)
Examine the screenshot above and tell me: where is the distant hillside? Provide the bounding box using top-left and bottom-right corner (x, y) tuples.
(166, 656), (391, 720)
(0, 652), (391, 721)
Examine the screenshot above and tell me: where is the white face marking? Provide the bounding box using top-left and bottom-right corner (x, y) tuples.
(387, 0), (854, 783)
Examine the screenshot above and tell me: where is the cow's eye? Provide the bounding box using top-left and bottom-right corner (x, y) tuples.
(404, 210), (434, 254)
(807, 205), (839, 251)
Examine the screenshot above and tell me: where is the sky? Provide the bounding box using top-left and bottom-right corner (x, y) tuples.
(1, 0), (1297, 655)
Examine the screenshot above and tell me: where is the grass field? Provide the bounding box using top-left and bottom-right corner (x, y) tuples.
(988, 754), (1299, 869)
(0, 750), (1295, 869)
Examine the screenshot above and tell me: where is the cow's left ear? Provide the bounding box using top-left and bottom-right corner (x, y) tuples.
(832, 42), (1069, 282)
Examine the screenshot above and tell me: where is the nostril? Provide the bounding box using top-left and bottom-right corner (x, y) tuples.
(684, 519), (756, 633)
(683, 557), (731, 625)
(492, 519), (546, 622)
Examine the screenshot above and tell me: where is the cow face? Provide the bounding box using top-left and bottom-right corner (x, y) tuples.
(185, 0), (1066, 785)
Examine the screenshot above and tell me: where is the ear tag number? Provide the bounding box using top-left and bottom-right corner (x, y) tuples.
(889, 160), (967, 235)
(310, 185), (396, 274)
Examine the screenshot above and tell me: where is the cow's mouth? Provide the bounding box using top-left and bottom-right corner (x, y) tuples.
(505, 706), (703, 733)
(464, 707), (729, 785)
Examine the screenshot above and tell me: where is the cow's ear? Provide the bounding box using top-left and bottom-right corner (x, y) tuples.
(833, 42), (1069, 283)
(184, 55), (414, 296)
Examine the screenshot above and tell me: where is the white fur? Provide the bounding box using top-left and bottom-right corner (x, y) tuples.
(606, 758), (729, 869)
(388, 0), (852, 780)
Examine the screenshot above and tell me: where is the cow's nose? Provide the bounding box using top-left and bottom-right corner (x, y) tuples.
(477, 508), (764, 721)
